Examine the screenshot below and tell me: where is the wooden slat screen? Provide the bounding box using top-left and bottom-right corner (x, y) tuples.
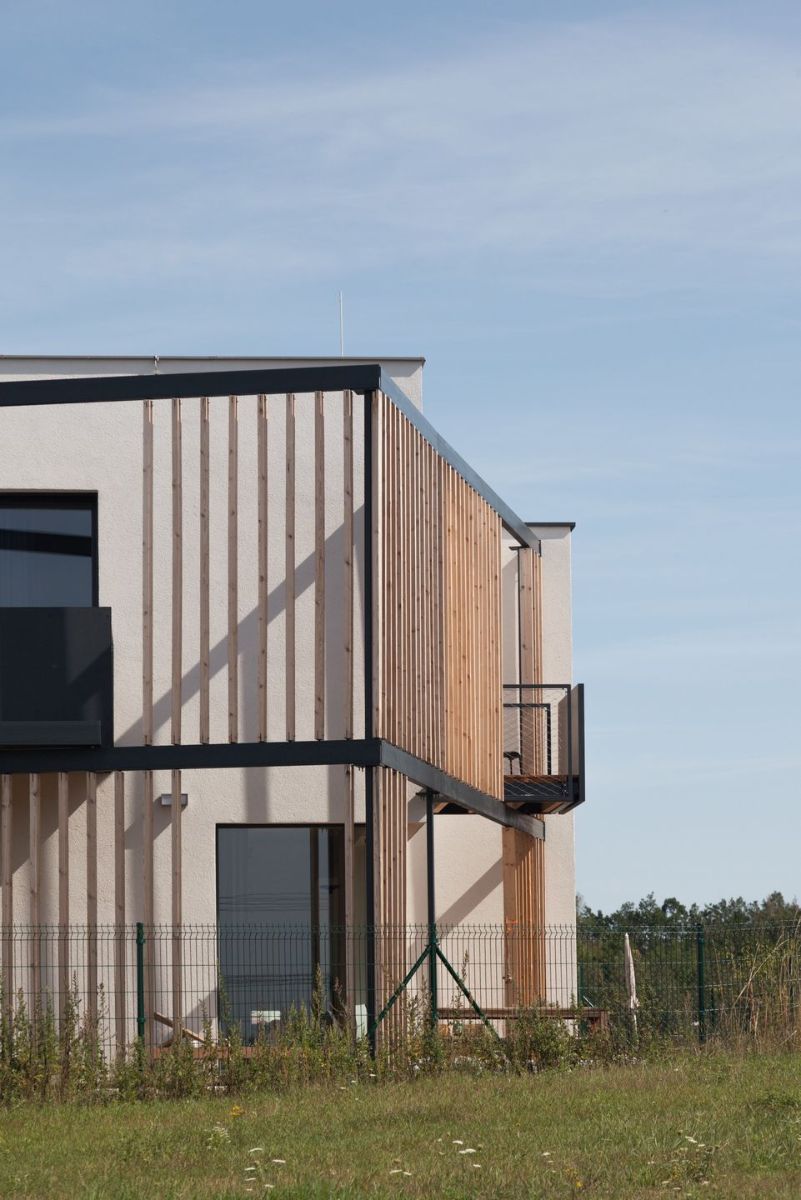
(373, 766), (408, 1045)
(502, 827), (546, 1004)
(503, 543), (547, 1001)
(377, 392), (503, 799)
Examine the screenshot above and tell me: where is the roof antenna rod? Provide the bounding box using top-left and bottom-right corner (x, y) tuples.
(338, 291), (344, 357)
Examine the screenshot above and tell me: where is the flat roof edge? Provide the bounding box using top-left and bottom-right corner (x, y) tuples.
(0, 353), (426, 365)
(526, 521), (576, 531)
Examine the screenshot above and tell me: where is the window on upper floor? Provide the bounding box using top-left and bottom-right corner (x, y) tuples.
(0, 493), (97, 607)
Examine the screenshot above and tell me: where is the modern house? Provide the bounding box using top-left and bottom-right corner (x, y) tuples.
(0, 355), (584, 1046)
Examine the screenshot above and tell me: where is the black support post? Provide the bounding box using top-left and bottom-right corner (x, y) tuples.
(363, 391), (377, 1053)
(426, 790), (438, 1029)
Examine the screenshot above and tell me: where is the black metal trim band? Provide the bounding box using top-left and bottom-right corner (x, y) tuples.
(0, 737), (383, 775)
(0, 364), (382, 408)
(0, 735), (544, 836)
(378, 741), (544, 839)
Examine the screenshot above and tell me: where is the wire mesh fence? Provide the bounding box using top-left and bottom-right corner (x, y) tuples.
(2, 922), (801, 1060)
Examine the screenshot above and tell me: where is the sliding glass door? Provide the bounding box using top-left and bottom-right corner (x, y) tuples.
(216, 826), (345, 1039)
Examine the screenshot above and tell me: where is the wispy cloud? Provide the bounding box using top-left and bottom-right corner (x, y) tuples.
(3, 14), (801, 298)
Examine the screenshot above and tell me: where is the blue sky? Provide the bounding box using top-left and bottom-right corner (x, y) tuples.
(2, 1), (800, 909)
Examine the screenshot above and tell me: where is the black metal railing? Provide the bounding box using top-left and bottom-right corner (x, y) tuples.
(502, 684), (584, 811)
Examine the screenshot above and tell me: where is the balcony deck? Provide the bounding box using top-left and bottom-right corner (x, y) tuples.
(503, 774), (582, 815)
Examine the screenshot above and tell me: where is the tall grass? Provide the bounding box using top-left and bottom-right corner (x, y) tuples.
(4, 923), (801, 1103)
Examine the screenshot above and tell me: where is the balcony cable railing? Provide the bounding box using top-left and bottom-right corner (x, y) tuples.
(502, 684), (584, 812)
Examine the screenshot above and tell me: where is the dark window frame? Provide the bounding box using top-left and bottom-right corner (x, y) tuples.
(0, 491), (99, 607)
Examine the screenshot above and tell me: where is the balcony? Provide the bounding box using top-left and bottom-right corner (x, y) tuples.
(502, 684), (585, 814)
(0, 607), (113, 747)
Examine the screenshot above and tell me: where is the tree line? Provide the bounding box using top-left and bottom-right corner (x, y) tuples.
(577, 891), (801, 930)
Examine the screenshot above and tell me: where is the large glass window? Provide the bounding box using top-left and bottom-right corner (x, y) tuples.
(216, 826), (345, 1039)
(0, 494), (97, 607)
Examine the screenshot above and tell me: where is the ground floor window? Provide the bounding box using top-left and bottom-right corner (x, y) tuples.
(216, 825), (346, 1038)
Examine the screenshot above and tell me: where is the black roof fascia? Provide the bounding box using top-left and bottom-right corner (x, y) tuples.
(0, 364), (539, 551)
(0, 364), (382, 408)
(526, 521), (576, 531)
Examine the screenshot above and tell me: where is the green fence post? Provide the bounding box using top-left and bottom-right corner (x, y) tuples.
(696, 923), (706, 1045)
(136, 922), (146, 1043)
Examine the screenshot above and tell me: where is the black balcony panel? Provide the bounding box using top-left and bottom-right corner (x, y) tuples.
(0, 607), (113, 747)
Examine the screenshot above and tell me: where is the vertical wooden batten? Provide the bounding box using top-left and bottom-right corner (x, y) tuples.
(257, 394), (268, 741)
(1, 775), (11, 1018)
(114, 772), (126, 1051)
(29, 774), (40, 1015)
(228, 395), (239, 743)
(199, 396), (210, 743)
(142, 770), (154, 1049)
(314, 392), (325, 740)
(86, 772), (98, 1029)
(375, 768), (407, 1046)
(343, 765), (355, 1033)
(57, 772), (69, 1025)
(171, 767), (182, 1036)
(371, 393), (384, 739)
(518, 547), (537, 773)
(503, 543), (546, 1003)
(285, 393), (296, 741)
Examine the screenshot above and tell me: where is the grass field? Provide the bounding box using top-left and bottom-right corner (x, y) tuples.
(2, 1051), (801, 1198)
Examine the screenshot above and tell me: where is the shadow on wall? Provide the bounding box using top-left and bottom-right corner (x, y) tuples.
(117, 508), (363, 749)
(408, 820), (503, 928)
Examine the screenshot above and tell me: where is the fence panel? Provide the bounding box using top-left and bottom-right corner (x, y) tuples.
(1, 922), (799, 1061)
